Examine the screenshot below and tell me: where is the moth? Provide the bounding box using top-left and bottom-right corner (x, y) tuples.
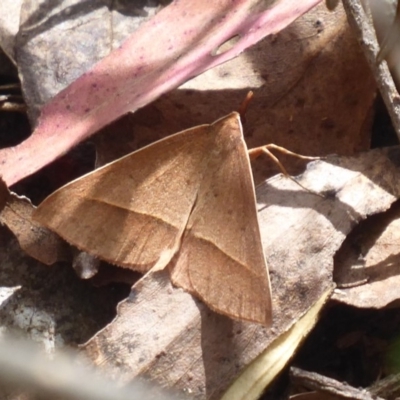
(34, 112), (272, 325)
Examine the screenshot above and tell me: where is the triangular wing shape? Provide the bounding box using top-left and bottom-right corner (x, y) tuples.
(34, 112), (271, 324)
(34, 121), (217, 272)
(169, 114), (272, 325)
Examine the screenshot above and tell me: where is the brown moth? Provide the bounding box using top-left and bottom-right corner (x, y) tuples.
(33, 112), (272, 325)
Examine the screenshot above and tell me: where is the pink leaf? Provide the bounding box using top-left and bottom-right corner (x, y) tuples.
(0, 0), (322, 186)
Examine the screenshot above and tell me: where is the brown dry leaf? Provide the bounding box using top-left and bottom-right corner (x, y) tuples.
(221, 289), (332, 400)
(14, 1), (162, 122)
(333, 200), (400, 308)
(81, 147), (400, 400)
(0, 180), (70, 266)
(1, 0), (324, 187)
(95, 1), (376, 182)
(0, 224), (128, 363)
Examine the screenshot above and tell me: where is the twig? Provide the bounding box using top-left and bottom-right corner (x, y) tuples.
(290, 367), (384, 400)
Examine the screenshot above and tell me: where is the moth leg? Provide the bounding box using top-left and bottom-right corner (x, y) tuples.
(248, 145), (321, 195)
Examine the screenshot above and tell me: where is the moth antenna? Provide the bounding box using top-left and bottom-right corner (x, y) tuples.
(237, 91), (254, 123)
(248, 144), (323, 196)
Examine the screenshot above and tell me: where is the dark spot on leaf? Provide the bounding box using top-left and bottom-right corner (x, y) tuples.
(320, 118), (335, 130)
(314, 19), (323, 33)
(321, 188), (337, 199)
(155, 351), (166, 359)
(261, 73), (269, 82)
(295, 97), (306, 108)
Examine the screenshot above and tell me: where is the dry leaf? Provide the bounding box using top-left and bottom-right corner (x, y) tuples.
(0, 180), (70, 266)
(80, 147), (400, 399)
(0, 224), (125, 353)
(33, 113), (272, 325)
(0, 0), (22, 61)
(0, 0), (323, 186)
(221, 288), (332, 400)
(367, 0), (400, 87)
(95, 1), (376, 182)
(15, 1), (163, 122)
(333, 200), (400, 308)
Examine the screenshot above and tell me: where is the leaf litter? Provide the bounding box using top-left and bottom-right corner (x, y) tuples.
(1, 0), (400, 399)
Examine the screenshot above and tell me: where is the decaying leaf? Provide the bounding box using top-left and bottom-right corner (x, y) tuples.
(333, 200), (400, 308)
(33, 113), (272, 326)
(0, 180), (70, 266)
(221, 288), (332, 400)
(15, 1), (164, 122)
(95, 1), (376, 182)
(0, 0), (323, 187)
(80, 147), (400, 399)
(367, 0), (400, 84)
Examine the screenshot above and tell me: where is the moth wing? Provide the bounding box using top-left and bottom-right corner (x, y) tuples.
(170, 113), (272, 325)
(34, 124), (215, 272)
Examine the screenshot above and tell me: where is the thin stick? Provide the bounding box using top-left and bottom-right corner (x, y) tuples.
(291, 367), (384, 400)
